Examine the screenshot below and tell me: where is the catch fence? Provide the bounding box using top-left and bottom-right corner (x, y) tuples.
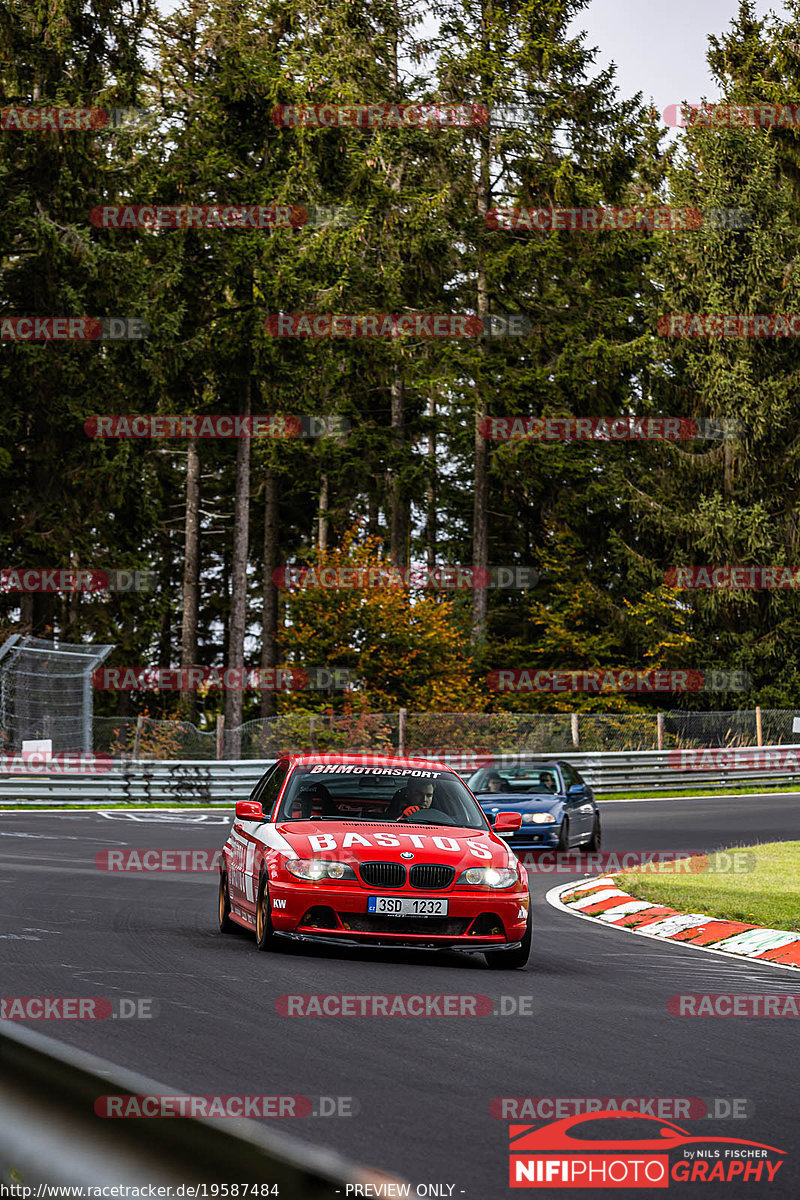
(90, 707), (797, 760)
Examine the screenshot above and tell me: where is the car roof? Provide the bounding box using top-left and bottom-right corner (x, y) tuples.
(279, 753), (457, 774)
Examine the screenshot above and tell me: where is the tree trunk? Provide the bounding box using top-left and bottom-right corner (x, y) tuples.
(157, 522), (172, 671)
(471, 105), (491, 643)
(180, 438), (200, 721)
(260, 464), (278, 719)
(224, 378), (252, 757)
(318, 473), (329, 551)
(368, 491), (379, 537)
(426, 392), (437, 570)
(388, 372), (407, 565)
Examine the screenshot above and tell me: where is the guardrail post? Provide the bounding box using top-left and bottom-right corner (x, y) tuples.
(755, 706), (763, 747)
(309, 714), (318, 751)
(132, 715), (144, 760)
(398, 707), (407, 756)
(570, 712), (579, 748)
(215, 714), (225, 760)
(657, 712), (664, 751)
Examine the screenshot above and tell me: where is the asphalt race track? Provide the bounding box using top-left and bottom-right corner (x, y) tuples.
(1, 794), (799, 1197)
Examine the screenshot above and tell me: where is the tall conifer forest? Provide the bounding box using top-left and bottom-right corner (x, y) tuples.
(4, 0), (800, 727)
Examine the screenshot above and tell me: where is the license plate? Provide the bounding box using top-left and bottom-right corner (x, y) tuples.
(368, 896), (449, 917)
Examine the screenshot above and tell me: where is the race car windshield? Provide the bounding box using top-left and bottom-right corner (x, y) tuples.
(277, 768), (488, 829)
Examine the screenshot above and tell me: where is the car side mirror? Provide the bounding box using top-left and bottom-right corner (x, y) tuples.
(493, 811), (522, 833)
(567, 784), (585, 797)
(235, 800), (264, 821)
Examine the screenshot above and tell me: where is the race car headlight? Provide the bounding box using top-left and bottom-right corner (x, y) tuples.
(522, 812), (556, 824)
(457, 867), (518, 888)
(285, 859), (357, 881)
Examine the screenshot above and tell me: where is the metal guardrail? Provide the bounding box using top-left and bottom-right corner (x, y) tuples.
(0, 1019), (396, 1191)
(0, 760), (271, 805)
(1, 745), (800, 805)
(495, 746), (800, 793)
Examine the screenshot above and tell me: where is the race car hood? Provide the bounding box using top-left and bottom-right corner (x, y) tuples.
(275, 820), (514, 871)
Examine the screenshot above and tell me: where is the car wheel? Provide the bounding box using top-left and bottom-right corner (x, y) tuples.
(584, 814), (602, 851)
(485, 902), (532, 970)
(218, 872), (236, 934)
(255, 873), (276, 951)
(556, 817), (570, 851)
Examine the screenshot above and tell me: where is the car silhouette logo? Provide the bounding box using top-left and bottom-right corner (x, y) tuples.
(509, 1111), (785, 1154)
(400, 851), (414, 859)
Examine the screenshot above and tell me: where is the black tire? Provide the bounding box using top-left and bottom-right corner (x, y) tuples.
(556, 817), (570, 852)
(485, 901), (532, 970)
(255, 873), (276, 951)
(583, 814), (602, 852)
(218, 872), (236, 934)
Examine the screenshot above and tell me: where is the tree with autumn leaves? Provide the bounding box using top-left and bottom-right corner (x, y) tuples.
(276, 532), (486, 714)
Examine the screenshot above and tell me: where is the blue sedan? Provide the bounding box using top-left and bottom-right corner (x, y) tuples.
(466, 760), (601, 852)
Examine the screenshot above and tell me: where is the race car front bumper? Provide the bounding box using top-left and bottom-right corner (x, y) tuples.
(267, 880), (530, 948)
(276, 930), (523, 952)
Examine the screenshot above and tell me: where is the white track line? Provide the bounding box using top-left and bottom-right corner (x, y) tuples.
(0, 806), (229, 814)
(545, 878), (800, 975)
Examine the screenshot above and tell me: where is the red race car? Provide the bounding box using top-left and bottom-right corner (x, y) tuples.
(218, 754), (532, 968)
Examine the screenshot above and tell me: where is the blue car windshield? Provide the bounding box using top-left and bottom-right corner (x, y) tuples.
(471, 767), (559, 795)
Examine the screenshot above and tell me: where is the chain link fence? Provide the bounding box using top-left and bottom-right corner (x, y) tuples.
(90, 708), (799, 759)
(0, 636), (113, 754)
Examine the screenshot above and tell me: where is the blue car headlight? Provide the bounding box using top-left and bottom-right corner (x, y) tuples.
(521, 813), (557, 824)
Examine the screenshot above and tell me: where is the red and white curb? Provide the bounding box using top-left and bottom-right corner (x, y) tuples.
(547, 875), (800, 971)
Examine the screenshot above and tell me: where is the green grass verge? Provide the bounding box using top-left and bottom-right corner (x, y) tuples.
(611, 841), (800, 932)
(597, 782), (800, 800)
